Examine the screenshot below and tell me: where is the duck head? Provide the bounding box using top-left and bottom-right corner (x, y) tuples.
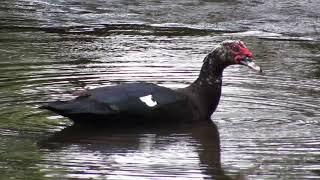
(211, 40), (262, 72)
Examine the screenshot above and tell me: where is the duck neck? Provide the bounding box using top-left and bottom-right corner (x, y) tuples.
(193, 53), (226, 85)
(187, 53), (228, 118)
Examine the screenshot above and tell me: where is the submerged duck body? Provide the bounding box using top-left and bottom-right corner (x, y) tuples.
(42, 40), (262, 124)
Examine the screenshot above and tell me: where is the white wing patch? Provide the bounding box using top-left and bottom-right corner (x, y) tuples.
(139, 95), (157, 107)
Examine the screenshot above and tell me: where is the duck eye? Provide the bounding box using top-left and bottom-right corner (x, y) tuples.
(231, 45), (240, 52)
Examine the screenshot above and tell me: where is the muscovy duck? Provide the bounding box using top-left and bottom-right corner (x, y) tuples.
(42, 40), (262, 124)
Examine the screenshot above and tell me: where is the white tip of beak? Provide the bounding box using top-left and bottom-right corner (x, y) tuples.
(247, 61), (262, 73)
(240, 60), (262, 73)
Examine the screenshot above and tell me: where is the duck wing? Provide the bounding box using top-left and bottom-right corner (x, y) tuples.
(42, 83), (189, 123)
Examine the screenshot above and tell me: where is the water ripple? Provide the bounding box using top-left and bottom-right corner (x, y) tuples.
(0, 0), (320, 179)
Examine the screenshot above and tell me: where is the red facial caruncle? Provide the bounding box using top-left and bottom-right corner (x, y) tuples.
(229, 42), (253, 63)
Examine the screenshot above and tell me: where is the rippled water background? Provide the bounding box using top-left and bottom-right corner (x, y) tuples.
(0, 0), (319, 179)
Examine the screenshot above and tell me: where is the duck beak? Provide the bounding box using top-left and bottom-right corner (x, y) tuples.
(240, 57), (262, 73)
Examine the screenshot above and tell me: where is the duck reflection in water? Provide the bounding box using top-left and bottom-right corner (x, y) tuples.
(38, 120), (247, 180)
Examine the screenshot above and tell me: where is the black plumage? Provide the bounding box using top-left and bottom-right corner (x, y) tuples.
(43, 83), (191, 123)
(42, 40), (262, 124)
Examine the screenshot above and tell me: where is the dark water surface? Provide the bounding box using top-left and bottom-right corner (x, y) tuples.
(0, 0), (319, 179)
